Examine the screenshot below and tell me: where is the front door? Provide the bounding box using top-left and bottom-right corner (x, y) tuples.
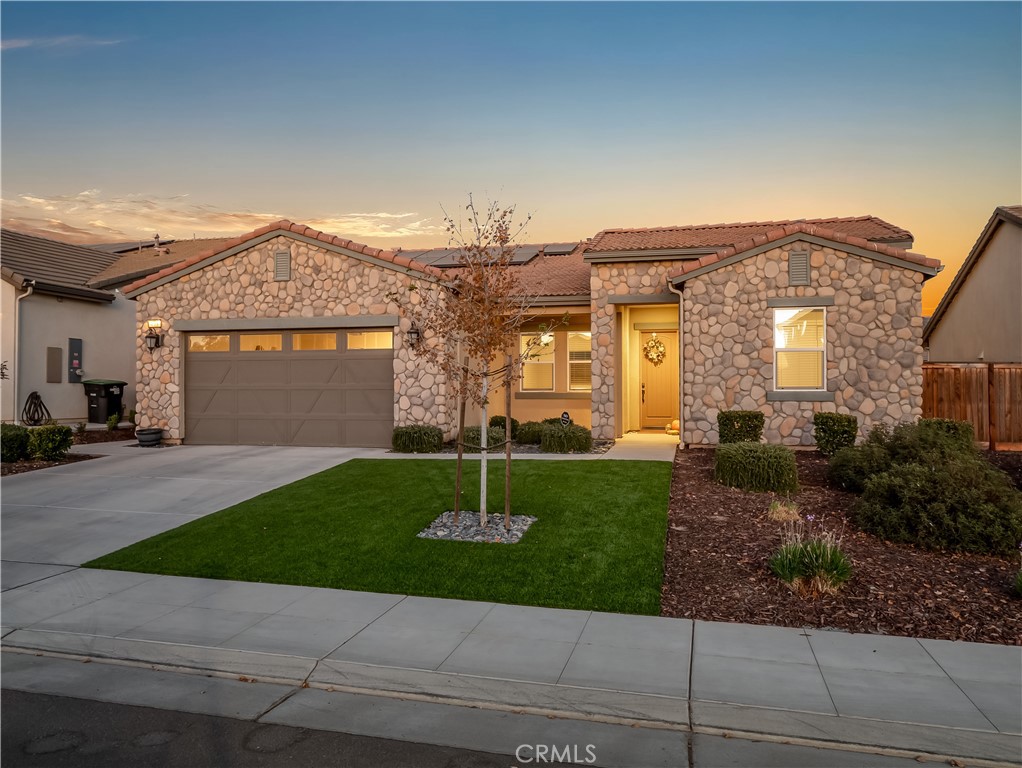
(640, 331), (679, 429)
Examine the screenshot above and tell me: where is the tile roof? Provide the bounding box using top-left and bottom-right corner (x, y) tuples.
(511, 243), (590, 298)
(587, 215), (913, 253)
(1, 228), (121, 300)
(122, 220), (440, 295)
(668, 222), (940, 283)
(88, 238), (234, 288)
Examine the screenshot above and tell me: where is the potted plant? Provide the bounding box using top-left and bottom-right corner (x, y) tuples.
(135, 425), (163, 448)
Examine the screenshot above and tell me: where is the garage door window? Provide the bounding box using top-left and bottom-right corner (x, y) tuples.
(239, 334), (283, 352)
(294, 332), (337, 351)
(188, 335), (230, 352)
(347, 331), (393, 350)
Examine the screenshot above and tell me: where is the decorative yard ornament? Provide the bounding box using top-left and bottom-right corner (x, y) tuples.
(643, 333), (667, 366)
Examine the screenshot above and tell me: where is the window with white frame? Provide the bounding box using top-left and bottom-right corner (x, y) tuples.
(773, 307), (826, 390)
(520, 332), (555, 391)
(567, 331), (592, 391)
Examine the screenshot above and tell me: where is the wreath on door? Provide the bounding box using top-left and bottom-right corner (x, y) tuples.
(643, 335), (667, 366)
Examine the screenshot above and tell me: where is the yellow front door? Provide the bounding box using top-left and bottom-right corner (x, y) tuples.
(640, 331), (679, 429)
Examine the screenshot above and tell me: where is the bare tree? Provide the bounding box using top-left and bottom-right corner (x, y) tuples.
(397, 196), (558, 529)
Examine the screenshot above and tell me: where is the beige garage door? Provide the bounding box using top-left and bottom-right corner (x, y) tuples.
(184, 329), (394, 447)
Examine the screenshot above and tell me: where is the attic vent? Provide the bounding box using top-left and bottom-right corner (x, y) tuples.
(274, 251), (291, 281)
(788, 251), (810, 286)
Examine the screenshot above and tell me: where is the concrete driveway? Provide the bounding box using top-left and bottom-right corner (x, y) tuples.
(1, 443), (384, 572)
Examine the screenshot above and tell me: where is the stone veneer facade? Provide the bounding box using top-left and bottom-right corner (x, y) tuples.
(134, 234), (448, 441)
(590, 260), (681, 440)
(590, 240), (926, 445)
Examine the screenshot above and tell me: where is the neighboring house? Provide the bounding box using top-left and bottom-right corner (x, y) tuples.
(0, 230), (137, 422)
(122, 215), (940, 448)
(923, 205), (1022, 363)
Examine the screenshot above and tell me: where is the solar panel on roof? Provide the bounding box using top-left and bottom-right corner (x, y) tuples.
(510, 246), (540, 264)
(543, 242), (578, 255)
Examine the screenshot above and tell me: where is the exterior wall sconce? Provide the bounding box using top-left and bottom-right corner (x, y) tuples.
(408, 325), (421, 346)
(144, 319), (163, 351)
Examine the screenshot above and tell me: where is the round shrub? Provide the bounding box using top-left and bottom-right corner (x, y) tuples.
(714, 443), (798, 494)
(853, 456), (1022, 556)
(812, 413), (858, 457)
(462, 426), (506, 453)
(717, 410), (765, 444)
(540, 424), (593, 453)
(541, 416), (573, 426)
(28, 424), (74, 460)
(391, 425), (443, 453)
(516, 421), (544, 445)
(827, 443), (891, 493)
(488, 415), (520, 440)
(1, 423), (31, 463)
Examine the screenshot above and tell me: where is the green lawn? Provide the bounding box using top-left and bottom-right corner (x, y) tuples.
(86, 459), (672, 614)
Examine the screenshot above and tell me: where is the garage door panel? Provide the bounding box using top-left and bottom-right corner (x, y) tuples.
(185, 329), (394, 447)
(291, 389), (344, 416)
(237, 389), (289, 414)
(345, 358), (392, 385)
(237, 418), (289, 446)
(291, 359), (344, 386)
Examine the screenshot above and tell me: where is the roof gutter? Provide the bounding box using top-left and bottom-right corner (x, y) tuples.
(668, 280), (686, 448)
(13, 280), (35, 424)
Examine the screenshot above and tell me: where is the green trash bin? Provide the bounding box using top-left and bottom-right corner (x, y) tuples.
(82, 379), (127, 424)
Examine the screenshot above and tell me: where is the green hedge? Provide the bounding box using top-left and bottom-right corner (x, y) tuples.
(516, 421), (545, 445)
(391, 425), (444, 453)
(854, 455), (1022, 556)
(540, 424), (593, 453)
(462, 426), (507, 453)
(718, 411), (765, 444)
(813, 413), (858, 457)
(488, 415), (520, 440)
(28, 424), (74, 460)
(542, 416), (573, 426)
(1, 423), (31, 463)
(714, 443), (798, 494)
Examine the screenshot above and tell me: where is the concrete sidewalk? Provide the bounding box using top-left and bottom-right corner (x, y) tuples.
(2, 568), (1019, 766)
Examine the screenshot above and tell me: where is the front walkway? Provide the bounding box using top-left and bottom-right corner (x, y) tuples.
(2, 569), (1019, 765)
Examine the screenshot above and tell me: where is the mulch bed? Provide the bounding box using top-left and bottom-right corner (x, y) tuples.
(73, 428), (138, 445)
(661, 449), (1021, 645)
(1, 454), (101, 476)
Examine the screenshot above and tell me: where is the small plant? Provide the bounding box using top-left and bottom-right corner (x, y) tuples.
(769, 518), (852, 596)
(540, 424), (592, 453)
(1015, 545), (1022, 598)
(28, 424), (74, 460)
(516, 421), (545, 445)
(714, 443), (798, 494)
(128, 409), (137, 425)
(718, 410), (765, 444)
(391, 425), (444, 453)
(462, 426), (506, 453)
(75, 422), (88, 436)
(768, 500), (801, 524)
(813, 413), (858, 457)
(1, 423), (31, 463)
(542, 416), (573, 426)
(489, 415), (520, 440)
(106, 413), (120, 431)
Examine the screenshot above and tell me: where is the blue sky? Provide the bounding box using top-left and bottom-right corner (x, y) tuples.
(2, 2), (1020, 311)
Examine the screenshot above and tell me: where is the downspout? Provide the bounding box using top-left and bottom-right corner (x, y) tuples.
(13, 280), (35, 425)
(668, 280), (685, 448)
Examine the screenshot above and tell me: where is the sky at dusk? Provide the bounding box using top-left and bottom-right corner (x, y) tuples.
(2, 1), (1020, 314)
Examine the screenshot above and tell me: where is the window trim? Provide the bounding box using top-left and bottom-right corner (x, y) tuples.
(772, 306), (827, 392)
(520, 331), (555, 392)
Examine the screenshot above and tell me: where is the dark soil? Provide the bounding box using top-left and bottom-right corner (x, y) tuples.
(73, 428), (138, 445)
(662, 449), (1022, 645)
(988, 450), (1022, 490)
(1, 454), (101, 476)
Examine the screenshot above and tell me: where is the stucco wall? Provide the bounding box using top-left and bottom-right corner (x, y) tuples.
(682, 240), (925, 445)
(2, 289), (136, 423)
(134, 234), (447, 441)
(927, 223), (1022, 363)
(1, 280), (16, 421)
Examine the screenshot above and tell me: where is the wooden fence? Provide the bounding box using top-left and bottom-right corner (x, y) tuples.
(923, 363), (1022, 450)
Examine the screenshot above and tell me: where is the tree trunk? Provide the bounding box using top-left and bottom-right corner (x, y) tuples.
(479, 372), (489, 528)
(454, 392), (466, 525)
(504, 358), (512, 531)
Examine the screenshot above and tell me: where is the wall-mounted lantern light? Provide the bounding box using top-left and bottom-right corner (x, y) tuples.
(144, 319), (163, 351)
(408, 325), (421, 346)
